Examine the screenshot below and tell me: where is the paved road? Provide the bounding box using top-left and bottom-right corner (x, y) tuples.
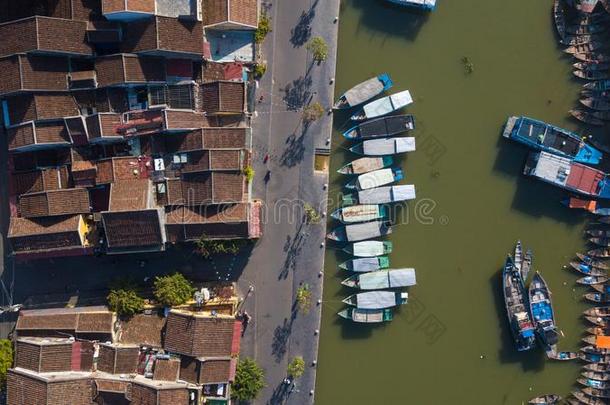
(238, 0), (339, 403)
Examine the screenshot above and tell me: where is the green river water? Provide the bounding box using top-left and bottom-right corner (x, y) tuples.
(316, 0), (597, 403)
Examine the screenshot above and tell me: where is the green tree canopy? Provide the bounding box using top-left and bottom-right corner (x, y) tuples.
(0, 339), (13, 388)
(232, 358), (266, 401)
(287, 356), (305, 378)
(307, 36), (329, 62)
(107, 289), (144, 318)
(153, 273), (195, 307)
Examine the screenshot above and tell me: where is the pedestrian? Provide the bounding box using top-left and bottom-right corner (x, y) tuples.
(263, 154), (269, 163)
(259, 95), (264, 103)
(264, 170), (271, 183)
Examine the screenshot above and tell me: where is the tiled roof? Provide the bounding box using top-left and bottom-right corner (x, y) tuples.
(95, 54), (166, 87)
(152, 358), (180, 381)
(203, 0), (258, 28)
(178, 149), (244, 174)
(102, 209), (164, 250)
(121, 16), (204, 57)
(129, 380), (190, 405)
(8, 215), (84, 254)
(16, 307), (114, 335)
(14, 338), (74, 373)
(4, 93), (79, 126)
(163, 128), (248, 153)
(201, 81), (246, 114)
(199, 358), (235, 384)
(0, 54), (70, 96)
(7, 121), (72, 151)
(165, 173), (245, 206)
(108, 179), (151, 211)
(11, 166), (70, 196)
(7, 369), (93, 405)
(95, 156), (144, 184)
(97, 344), (139, 374)
(102, 0), (155, 14)
(164, 203), (250, 242)
(164, 312), (237, 357)
(118, 313), (166, 347)
(19, 188), (90, 218)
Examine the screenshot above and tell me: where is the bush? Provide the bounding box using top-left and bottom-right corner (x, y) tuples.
(296, 284), (312, 313)
(287, 356), (305, 378)
(0, 339), (12, 388)
(196, 234), (249, 258)
(304, 203), (321, 224)
(307, 37), (329, 62)
(107, 289), (144, 318)
(253, 63), (267, 79)
(302, 102), (325, 123)
(232, 358), (265, 401)
(243, 166), (255, 183)
(255, 13), (271, 43)
(153, 273), (195, 307)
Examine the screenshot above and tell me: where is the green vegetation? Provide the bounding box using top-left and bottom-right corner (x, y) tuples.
(287, 356), (305, 378)
(296, 283), (312, 313)
(255, 13), (271, 43)
(231, 358), (266, 401)
(253, 63), (267, 79)
(307, 36), (329, 62)
(153, 273), (195, 307)
(303, 203), (321, 224)
(461, 56), (474, 74)
(0, 339), (13, 388)
(302, 102), (325, 123)
(196, 234), (249, 258)
(243, 166), (255, 182)
(107, 288), (144, 318)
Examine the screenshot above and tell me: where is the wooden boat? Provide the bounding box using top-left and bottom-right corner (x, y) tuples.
(331, 204), (387, 224)
(589, 230), (610, 238)
(338, 256), (390, 272)
(584, 335), (601, 345)
(574, 61), (610, 71)
(572, 390), (606, 405)
(343, 185), (416, 206)
(592, 284), (610, 293)
(342, 291), (408, 309)
(567, 24), (607, 36)
(570, 197), (610, 217)
(502, 255), (536, 352)
(582, 345), (610, 355)
(351, 90), (413, 121)
(582, 89), (610, 98)
(574, 69), (610, 80)
(570, 261), (608, 276)
(583, 387), (610, 398)
(586, 326), (610, 335)
(578, 275), (610, 285)
(521, 249), (533, 282)
(502, 116), (602, 164)
(599, 217), (610, 224)
(566, 35), (596, 46)
(579, 377), (610, 389)
(513, 240), (523, 273)
(333, 74), (393, 109)
(566, 41), (609, 54)
(338, 156), (393, 175)
(341, 268), (417, 290)
(585, 292), (610, 303)
(337, 307), (393, 323)
(343, 241), (393, 257)
(589, 110), (610, 121)
(349, 137), (416, 156)
(583, 371), (610, 382)
(574, 52), (610, 63)
(344, 167), (404, 190)
(326, 220), (392, 242)
(589, 248), (610, 258)
(585, 80), (610, 91)
(385, 0), (437, 11)
(585, 363), (610, 372)
(585, 316), (609, 327)
(570, 109), (605, 126)
(547, 350), (578, 360)
(579, 350), (610, 362)
(553, 0), (567, 41)
(528, 394), (561, 404)
(591, 237), (610, 246)
(343, 115), (414, 140)
(585, 306), (610, 317)
(529, 272), (559, 349)
(581, 97), (610, 111)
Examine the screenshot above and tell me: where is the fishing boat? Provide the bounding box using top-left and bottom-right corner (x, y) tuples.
(589, 110), (610, 121)
(342, 291), (408, 309)
(351, 90), (413, 121)
(567, 23), (607, 36)
(588, 248), (610, 258)
(585, 306), (610, 317)
(582, 346), (610, 356)
(338, 156), (393, 175)
(502, 116), (602, 164)
(385, 0), (437, 11)
(502, 255), (536, 352)
(554, 0), (567, 40)
(582, 387), (610, 398)
(331, 204), (387, 224)
(343, 241), (393, 257)
(570, 261), (608, 276)
(592, 283), (610, 293)
(585, 316), (609, 327)
(523, 152), (610, 198)
(579, 377), (610, 389)
(574, 60), (610, 70)
(577, 253), (610, 269)
(344, 167), (404, 190)
(587, 326), (610, 335)
(326, 220), (392, 242)
(342, 184), (416, 206)
(333, 74), (393, 109)
(528, 394), (562, 404)
(579, 351), (610, 362)
(583, 371), (610, 382)
(578, 275), (610, 285)
(570, 109), (605, 126)
(588, 230), (610, 238)
(522, 249), (533, 282)
(514, 240), (523, 273)
(572, 390), (606, 405)
(349, 137), (416, 156)
(337, 307), (393, 323)
(566, 41), (608, 54)
(584, 335), (602, 345)
(586, 292), (610, 303)
(338, 256), (390, 272)
(599, 217), (610, 224)
(529, 272), (559, 349)
(591, 237), (610, 246)
(581, 97), (610, 111)
(574, 69), (610, 80)
(585, 80), (610, 91)
(343, 115), (414, 140)
(574, 53), (610, 63)
(547, 350), (578, 360)
(585, 363), (610, 372)
(341, 268), (417, 290)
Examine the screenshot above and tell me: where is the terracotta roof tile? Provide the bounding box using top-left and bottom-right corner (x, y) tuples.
(102, 209), (164, 250)
(11, 167), (70, 196)
(164, 312), (236, 357)
(153, 358), (180, 381)
(118, 313), (166, 347)
(201, 81), (245, 114)
(95, 157), (143, 184)
(108, 179), (151, 211)
(8, 215), (84, 253)
(19, 188), (90, 218)
(199, 358), (235, 384)
(16, 307), (114, 336)
(165, 173), (244, 206)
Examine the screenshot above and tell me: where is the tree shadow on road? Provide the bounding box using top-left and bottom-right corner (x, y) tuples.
(271, 311), (297, 362)
(279, 130), (306, 168)
(278, 219), (307, 279)
(282, 75), (313, 111)
(289, 0), (319, 47)
(267, 380), (290, 405)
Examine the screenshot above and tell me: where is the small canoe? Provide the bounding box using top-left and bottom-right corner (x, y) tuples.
(528, 394), (562, 404)
(574, 69), (610, 80)
(337, 307), (393, 323)
(588, 230), (610, 238)
(565, 35), (595, 46)
(578, 275), (610, 285)
(554, 0), (567, 41)
(513, 240), (523, 272)
(326, 220), (392, 242)
(344, 167), (403, 190)
(587, 326), (610, 335)
(585, 363), (610, 372)
(341, 268), (417, 290)
(351, 90), (413, 121)
(582, 387), (610, 398)
(585, 316), (609, 327)
(570, 261), (608, 276)
(590, 111), (610, 121)
(338, 256), (390, 272)
(571, 109), (605, 126)
(338, 156), (393, 175)
(547, 350), (578, 361)
(582, 345), (610, 355)
(343, 185), (416, 206)
(579, 377), (610, 389)
(521, 249), (533, 282)
(343, 115), (414, 140)
(589, 248), (610, 258)
(591, 237), (610, 246)
(567, 24), (607, 35)
(572, 390), (606, 405)
(579, 351), (610, 362)
(333, 74), (393, 109)
(592, 284), (610, 294)
(574, 52), (610, 63)
(342, 241), (393, 257)
(342, 291), (408, 309)
(585, 306), (610, 317)
(577, 253), (610, 270)
(585, 80), (610, 91)
(583, 371), (610, 382)
(565, 41), (608, 54)
(581, 97), (610, 111)
(585, 293), (610, 303)
(574, 61), (610, 70)
(331, 204), (387, 224)
(583, 335), (601, 345)
(350, 137), (416, 156)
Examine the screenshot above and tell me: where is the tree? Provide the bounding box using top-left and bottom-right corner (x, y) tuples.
(307, 36), (329, 62)
(255, 13), (271, 43)
(303, 203), (321, 224)
(107, 289), (144, 318)
(253, 63), (267, 79)
(302, 102), (325, 123)
(153, 273), (195, 307)
(243, 166), (255, 183)
(231, 358), (265, 401)
(287, 356), (305, 378)
(296, 284), (312, 313)
(0, 339), (12, 388)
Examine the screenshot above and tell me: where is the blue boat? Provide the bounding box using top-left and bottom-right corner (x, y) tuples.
(333, 74), (393, 109)
(386, 0), (437, 11)
(503, 116), (602, 165)
(528, 272), (560, 350)
(502, 255), (536, 352)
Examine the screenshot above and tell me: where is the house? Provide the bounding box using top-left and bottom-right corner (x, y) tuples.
(95, 54), (167, 88)
(10, 167), (70, 196)
(18, 188), (91, 218)
(202, 0), (259, 29)
(164, 172), (246, 205)
(101, 0), (156, 20)
(200, 81), (246, 115)
(162, 127), (250, 154)
(0, 55), (71, 96)
(7, 368), (94, 405)
(0, 0), (102, 23)
(14, 337), (94, 373)
(7, 121), (72, 152)
(2, 93), (80, 127)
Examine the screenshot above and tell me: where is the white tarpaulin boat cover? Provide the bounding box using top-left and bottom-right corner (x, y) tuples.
(358, 185), (416, 204)
(357, 168), (395, 190)
(352, 309), (384, 322)
(362, 137), (416, 155)
(352, 241), (385, 256)
(351, 258), (382, 272)
(345, 221), (390, 241)
(342, 205), (379, 223)
(351, 157), (384, 173)
(363, 90), (412, 119)
(355, 291), (396, 309)
(359, 268), (416, 290)
(344, 77), (384, 107)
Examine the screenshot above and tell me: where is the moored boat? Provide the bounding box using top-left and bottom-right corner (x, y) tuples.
(342, 291), (408, 309)
(344, 167), (403, 190)
(565, 35), (596, 46)
(585, 80), (610, 91)
(585, 363), (610, 372)
(582, 387), (610, 398)
(327, 220), (392, 242)
(567, 23), (607, 35)
(586, 326), (610, 335)
(342, 185), (416, 206)
(333, 74), (393, 109)
(349, 137), (416, 156)
(385, 0), (437, 11)
(554, 0), (567, 40)
(574, 52), (610, 63)
(572, 390), (606, 405)
(331, 204), (387, 224)
(591, 237), (610, 246)
(521, 249), (533, 282)
(592, 283), (610, 294)
(585, 316), (609, 327)
(502, 255), (536, 352)
(529, 272), (559, 349)
(579, 377), (610, 389)
(590, 110), (610, 121)
(574, 61), (610, 70)
(528, 394), (562, 404)
(338, 256), (390, 272)
(343, 115), (414, 140)
(581, 97), (610, 111)
(574, 69), (610, 80)
(337, 307), (393, 323)
(341, 268), (417, 290)
(588, 230), (610, 238)
(583, 371), (610, 382)
(570, 109), (605, 126)
(566, 41), (608, 54)
(338, 156), (393, 175)
(585, 292), (610, 303)
(589, 248), (610, 258)
(577, 253), (610, 270)
(570, 261), (608, 276)
(351, 90), (413, 121)
(585, 306), (610, 317)
(514, 240), (523, 273)
(547, 350), (578, 360)
(579, 351), (610, 362)
(578, 275), (610, 285)
(343, 241), (393, 257)
(582, 345), (610, 355)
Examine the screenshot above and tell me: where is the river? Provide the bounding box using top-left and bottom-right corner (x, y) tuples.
(316, 0), (593, 403)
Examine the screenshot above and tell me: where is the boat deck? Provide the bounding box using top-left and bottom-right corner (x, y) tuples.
(359, 116), (414, 138)
(514, 118), (580, 156)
